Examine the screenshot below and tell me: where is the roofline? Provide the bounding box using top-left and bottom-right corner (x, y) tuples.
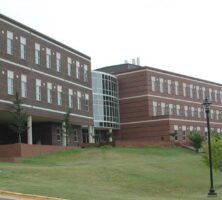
(0, 13), (91, 60)
(99, 63), (222, 87)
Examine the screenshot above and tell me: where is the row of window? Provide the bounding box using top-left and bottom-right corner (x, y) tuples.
(7, 70), (89, 112)
(173, 125), (221, 141)
(152, 101), (222, 120)
(151, 76), (222, 103)
(5, 30), (89, 81)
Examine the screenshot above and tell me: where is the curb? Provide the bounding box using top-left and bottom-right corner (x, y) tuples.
(0, 190), (66, 200)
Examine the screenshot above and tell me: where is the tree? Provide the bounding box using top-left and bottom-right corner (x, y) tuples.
(189, 131), (204, 152)
(203, 134), (222, 172)
(62, 109), (73, 146)
(9, 91), (28, 143)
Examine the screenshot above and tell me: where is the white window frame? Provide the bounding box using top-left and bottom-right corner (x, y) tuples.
(183, 83), (186, 97)
(57, 85), (62, 106)
(7, 70), (14, 95)
(67, 57), (72, 76)
(161, 102), (165, 115)
(21, 74), (27, 98)
(20, 36), (26, 59)
(35, 43), (40, 65)
(175, 81), (179, 95)
(56, 52), (61, 72)
(84, 64), (88, 82)
(151, 76), (156, 92)
(68, 89), (73, 108)
(196, 86), (199, 99)
(36, 79), (41, 101)
(85, 93), (89, 112)
(184, 105), (188, 117)
(76, 61), (80, 79)
(174, 125), (178, 141)
(47, 82), (52, 104)
(7, 31), (13, 55)
(159, 78), (163, 93)
(176, 105), (180, 116)
(190, 84), (193, 98)
(209, 88), (212, 102)
(167, 80), (171, 94)
(77, 91), (81, 110)
(46, 48), (51, 69)
(152, 101), (157, 116)
(202, 87), (205, 100)
(182, 125), (186, 140)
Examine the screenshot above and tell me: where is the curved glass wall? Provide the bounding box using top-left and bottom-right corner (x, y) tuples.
(92, 71), (120, 129)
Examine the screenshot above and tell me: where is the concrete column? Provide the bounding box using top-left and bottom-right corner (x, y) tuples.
(89, 125), (95, 143)
(62, 122), (67, 146)
(109, 129), (113, 142)
(27, 115), (33, 144)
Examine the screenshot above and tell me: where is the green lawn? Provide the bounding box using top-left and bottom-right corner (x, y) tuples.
(0, 147), (221, 200)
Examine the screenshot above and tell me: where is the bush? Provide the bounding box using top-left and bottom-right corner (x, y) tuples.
(189, 131), (204, 152)
(203, 134), (222, 172)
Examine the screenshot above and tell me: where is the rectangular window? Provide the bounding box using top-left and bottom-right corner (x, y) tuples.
(67, 57), (72, 76)
(197, 107), (201, 118)
(183, 83), (186, 96)
(56, 52), (61, 72)
(152, 101), (157, 116)
(73, 129), (78, 142)
(191, 107), (195, 118)
(196, 86), (199, 99)
(175, 81), (179, 95)
(84, 64), (88, 82)
(176, 105), (180, 116)
(159, 78), (163, 93)
(68, 89), (73, 108)
(215, 90), (218, 102)
(20, 37), (26, 59)
(85, 93), (89, 112)
(56, 128), (61, 142)
(151, 76), (156, 92)
(209, 89), (212, 102)
(57, 85), (62, 105)
(169, 104), (173, 115)
(211, 110), (214, 120)
(182, 126), (186, 140)
(7, 31), (13, 55)
(7, 70), (14, 95)
(202, 87), (205, 99)
(36, 79), (41, 101)
(184, 105), (188, 117)
(174, 125), (178, 141)
(220, 91), (222, 103)
(190, 84), (193, 98)
(35, 43), (40, 65)
(77, 91), (81, 110)
(76, 61), (80, 79)
(21, 74), (27, 98)
(46, 48), (51, 68)
(161, 102), (165, 115)
(216, 110), (219, 120)
(167, 80), (171, 94)
(47, 82), (52, 104)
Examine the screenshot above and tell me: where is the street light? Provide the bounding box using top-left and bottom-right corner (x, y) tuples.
(203, 97), (217, 197)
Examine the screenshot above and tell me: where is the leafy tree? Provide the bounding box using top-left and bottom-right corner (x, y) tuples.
(189, 131), (204, 152)
(9, 91), (28, 143)
(203, 134), (222, 172)
(62, 109), (73, 146)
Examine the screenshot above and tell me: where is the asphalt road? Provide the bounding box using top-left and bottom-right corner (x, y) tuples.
(0, 198), (15, 200)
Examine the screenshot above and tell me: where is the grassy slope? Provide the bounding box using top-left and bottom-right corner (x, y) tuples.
(0, 147), (221, 200)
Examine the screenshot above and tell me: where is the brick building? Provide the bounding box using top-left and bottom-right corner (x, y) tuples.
(0, 14), (93, 146)
(97, 63), (222, 146)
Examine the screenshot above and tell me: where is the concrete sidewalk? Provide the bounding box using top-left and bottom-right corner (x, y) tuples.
(0, 190), (65, 200)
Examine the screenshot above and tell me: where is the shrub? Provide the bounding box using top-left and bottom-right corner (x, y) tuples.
(189, 131), (204, 152)
(203, 134), (222, 172)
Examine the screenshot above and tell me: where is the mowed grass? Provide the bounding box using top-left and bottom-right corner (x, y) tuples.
(0, 147), (221, 200)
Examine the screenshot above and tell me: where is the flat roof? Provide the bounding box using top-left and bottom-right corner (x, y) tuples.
(0, 13), (90, 60)
(96, 63), (222, 87)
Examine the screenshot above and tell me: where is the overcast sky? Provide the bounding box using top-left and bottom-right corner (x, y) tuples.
(1, 0), (222, 83)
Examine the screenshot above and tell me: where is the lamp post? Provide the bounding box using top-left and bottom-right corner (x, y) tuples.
(203, 97), (217, 197)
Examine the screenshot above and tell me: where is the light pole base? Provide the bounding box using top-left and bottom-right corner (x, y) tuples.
(208, 189), (217, 197)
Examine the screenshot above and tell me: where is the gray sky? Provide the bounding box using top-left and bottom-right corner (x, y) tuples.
(1, 0), (222, 83)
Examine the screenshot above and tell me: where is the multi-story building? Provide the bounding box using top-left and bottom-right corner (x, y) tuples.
(97, 63), (222, 146)
(92, 71), (120, 144)
(0, 14), (93, 146)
